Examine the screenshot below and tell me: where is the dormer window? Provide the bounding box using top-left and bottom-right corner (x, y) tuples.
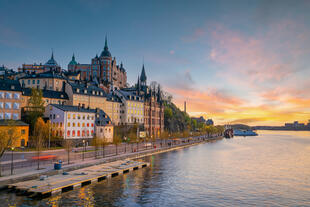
(76, 88), (80, 93)
(84, 90), (87, 94)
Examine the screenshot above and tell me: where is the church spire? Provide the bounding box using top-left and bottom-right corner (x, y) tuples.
(104, 35), (108, 50)
(140, 64), (147, 84)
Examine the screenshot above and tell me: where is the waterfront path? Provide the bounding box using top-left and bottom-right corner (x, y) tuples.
(0, 135), (222, 189)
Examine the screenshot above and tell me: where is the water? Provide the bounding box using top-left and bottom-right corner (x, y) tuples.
(1, 130), (310, 206)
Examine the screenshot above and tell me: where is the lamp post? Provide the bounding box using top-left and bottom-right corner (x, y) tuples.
(11, 147), (14, 175)
(82, 140), (85, 161)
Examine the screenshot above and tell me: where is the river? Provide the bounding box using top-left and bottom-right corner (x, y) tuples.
(1, 130), (310, 206)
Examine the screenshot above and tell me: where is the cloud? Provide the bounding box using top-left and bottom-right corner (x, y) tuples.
(169, 50), (175, 55)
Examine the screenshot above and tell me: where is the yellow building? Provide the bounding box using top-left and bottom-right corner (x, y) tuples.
(0, 120), (29, 147)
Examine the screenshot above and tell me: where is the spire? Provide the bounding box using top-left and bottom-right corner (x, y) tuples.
(104, 35), (108, 50)
(68, 53), (77, 65)
(51, 49), (54, 60)
(100, 35), (111, 57)
(140, 64), (147, 84)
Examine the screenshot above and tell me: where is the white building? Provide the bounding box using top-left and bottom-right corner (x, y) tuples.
(45, 104), (96, 139)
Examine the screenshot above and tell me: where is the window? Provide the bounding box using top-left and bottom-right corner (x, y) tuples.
(87, 123), (89, 127)
(77, 130), (80, 137)
(32, 80), (35, 84)
(53, 114), (56, 119)
(67, 130), (70, 137)
(83, 115), (85, 120)
(77, 123), (80, 127)
(68, 114), (71, 119)
(91, 123), (94, 127)
(72, 130), (75, 137)
(14, 93), (20, 99)
(5, 102), (11, 109)
(5, 92), (12, 99)
(68, 122), (71, 127)
(28, 80), (30, 85)
(73, 123), (75, 127)
(56, 122), (59, 127)
(87, 115), (89, 120)
(13, 103), (19, 109)
(0, 92), (3, 99)
(21, 129), (25, 134)
(13, 113), (18, 120)
(37, 80), (40, 84)
(73, 114), (76, 119)
(0, 113), (3, 119)
(5, 113), (11, 119)
(82, 123), (85, 127)
(77, 114), (80, 119)
(87, 130), (89, 136)
(91, 130), (93, 135)
(0, 102), (3, 109)
(82, 130), (85, 137)
(60, 122), (63, 127)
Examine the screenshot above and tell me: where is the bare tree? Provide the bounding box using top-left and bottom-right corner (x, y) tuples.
(64, 139), (73, 164)
(33, 117), (48, 170)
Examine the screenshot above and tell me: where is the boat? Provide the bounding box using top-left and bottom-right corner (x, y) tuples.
(233, 129), (258, 136)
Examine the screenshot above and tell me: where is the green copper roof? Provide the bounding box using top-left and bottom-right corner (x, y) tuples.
(69, 53), (78, 65)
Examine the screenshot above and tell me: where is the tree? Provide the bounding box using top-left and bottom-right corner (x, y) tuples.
(113, 134), (122, 155)
(25, 88), (45, 134)
(92, 136), (100, 159)
(33, 117), (48, 170)
(64, 139), (73, 164)
(99, 138), (109, 158)
(0, 120), (20, 176)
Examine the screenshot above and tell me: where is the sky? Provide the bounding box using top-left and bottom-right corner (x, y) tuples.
(1, 0), (310, 126)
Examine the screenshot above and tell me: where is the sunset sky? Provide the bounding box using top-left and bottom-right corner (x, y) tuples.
(1, 0), (310, 126)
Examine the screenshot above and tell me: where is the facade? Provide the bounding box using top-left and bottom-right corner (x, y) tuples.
(94, 108), (114, 143)
(136, 65), (164, 137)
(0, 120), (29, 147)
(45, 104), (96, 140)
(18, 52), (61, 74)
(0, 79), (22, 120)
(68, 37), (127, 89)
(114, 90), (144, 125)
(21, 88), (69, 108)
(19, 70), (67, 91)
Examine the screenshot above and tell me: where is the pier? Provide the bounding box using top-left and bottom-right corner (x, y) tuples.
(8, 159), (149, 198)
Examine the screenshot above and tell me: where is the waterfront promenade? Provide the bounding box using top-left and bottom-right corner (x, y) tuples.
(0, 135), (222, 189)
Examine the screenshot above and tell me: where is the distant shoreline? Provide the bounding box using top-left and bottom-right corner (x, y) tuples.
(253, 128), (310, 131)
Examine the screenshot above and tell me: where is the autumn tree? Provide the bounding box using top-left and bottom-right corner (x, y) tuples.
(33, 117), (48, 170)
(0, 120), (20, 176)
(25, 88), (45, 134)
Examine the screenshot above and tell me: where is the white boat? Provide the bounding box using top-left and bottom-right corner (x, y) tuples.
(234, 129), (258, 136)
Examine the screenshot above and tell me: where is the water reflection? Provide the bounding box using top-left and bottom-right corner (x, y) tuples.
(1, 130), (310, 206)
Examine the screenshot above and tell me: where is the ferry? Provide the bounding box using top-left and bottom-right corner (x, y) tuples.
(234, 129), (258, 136)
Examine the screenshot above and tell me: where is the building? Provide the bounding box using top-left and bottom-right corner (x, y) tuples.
(18, 52), (61, 74)
(206, 119), (214, 126)
(21, 88), (69, 108)
(114, 89), (144, 125)
(44, 104), (96, 142)
(19, 70), (67, 91)
(0, 79), (22, 120)
(0, 120), (29, 147)
(135, 65), (164, 137)
(94, 108), (114, 143)
(67, 37), (127, 89)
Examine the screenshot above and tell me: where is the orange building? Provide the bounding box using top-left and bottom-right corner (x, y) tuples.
(0, 120), (29, 147)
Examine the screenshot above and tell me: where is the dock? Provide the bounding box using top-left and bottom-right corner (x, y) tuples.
(8, 159), (149, 198)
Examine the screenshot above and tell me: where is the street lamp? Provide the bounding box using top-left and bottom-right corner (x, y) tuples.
(82, 140), (85, 161)
(11, 147), (14, 175)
